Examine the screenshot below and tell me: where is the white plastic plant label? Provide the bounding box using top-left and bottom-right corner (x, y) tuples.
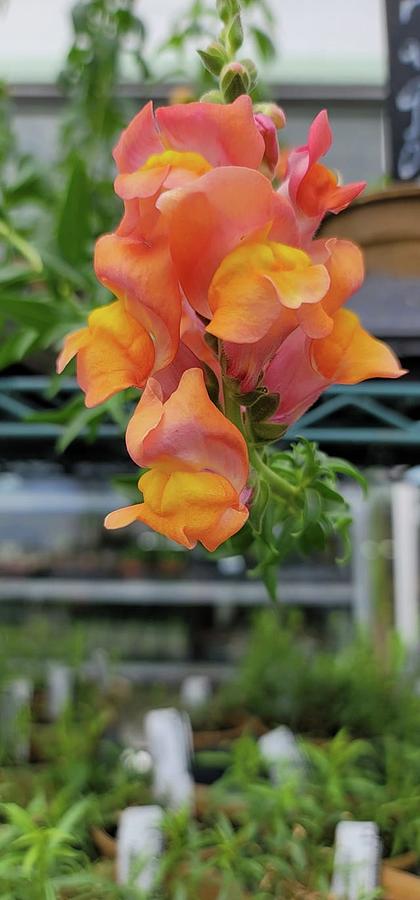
(90, 648), (109, 691)
(258, 726), (306, 783)
(144, 707), (194, 808)
(46, 663), (73, 720)
(0, 678), (33, 762)
(331, 820), (381, 900)
(180, 675), (212, 709)
(117, 805), (163, 891)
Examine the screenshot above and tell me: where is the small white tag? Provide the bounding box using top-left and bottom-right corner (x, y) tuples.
(217, 555), (245, 576)
(46, 663), (73, 720)
(90, 648), (109, 691)
(180, 675), (212, 709)
(144, 708), (194, 808)
(258, 727), (305, 783)
(117, 805), (163, 890)
(0, 678), (33, 762)
(331, 821), (381, 899)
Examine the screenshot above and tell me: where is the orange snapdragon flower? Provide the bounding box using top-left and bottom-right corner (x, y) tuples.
(222, 238), (365, 392)
(265, 309), (406, 425)
(158, 167), (365, 390)
(283, 110), (366, 237)
(56, 301), (155, 408)
(105, 369), (249, 550)
(57, 229), (182, 405)
(113, 96), (266, 209)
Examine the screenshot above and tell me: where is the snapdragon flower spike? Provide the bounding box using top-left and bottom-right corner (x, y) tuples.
(265, 309), (406, 426)
(105, 368), (249, 550)
(283, 110), (366, 239)
(113, 96), (267, 209)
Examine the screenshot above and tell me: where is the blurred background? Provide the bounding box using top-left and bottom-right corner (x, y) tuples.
(1, 2), (420, 896)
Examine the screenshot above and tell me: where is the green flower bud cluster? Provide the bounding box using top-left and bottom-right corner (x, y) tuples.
(198, 0), (259, 103)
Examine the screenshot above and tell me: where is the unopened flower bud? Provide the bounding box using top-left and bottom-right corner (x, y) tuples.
(225, 12), (244, 55)
(198, 42), (228, 77)
(254, 112), (280, 176)
(220, 61), (250, 102)
(240, 58), (258, 91)
(254, 102), (286, 130)
(216, 0), (240, 24)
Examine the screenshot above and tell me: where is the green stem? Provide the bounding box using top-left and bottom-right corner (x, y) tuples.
(250, 449), (298, 502)
(223, 386), (244, 433)
(218, 338), (245, 434)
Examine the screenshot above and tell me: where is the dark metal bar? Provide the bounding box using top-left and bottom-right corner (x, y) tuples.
(8, 82), (388, 106)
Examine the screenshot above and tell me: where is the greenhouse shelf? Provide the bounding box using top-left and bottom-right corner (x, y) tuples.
(87, 660), (233, 683)
(0, 577), (352, 607)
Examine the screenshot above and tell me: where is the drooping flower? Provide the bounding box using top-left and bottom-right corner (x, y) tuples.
(222, 238), (365, 392)
(94, 231), (182, 374)
(113, 96), (267, 210)
(283, 110), (366, 238)
(265, 309), (406, 426)
(57, 228), (183, 405)
(56, 301), (155, 407)
(254, 107), (285, 176)
(105, 368), (249, 550)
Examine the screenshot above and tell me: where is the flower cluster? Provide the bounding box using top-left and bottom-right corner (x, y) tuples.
(58, 97), (404, 552)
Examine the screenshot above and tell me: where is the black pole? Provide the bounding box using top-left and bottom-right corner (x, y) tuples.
(385, 0), (420, 180)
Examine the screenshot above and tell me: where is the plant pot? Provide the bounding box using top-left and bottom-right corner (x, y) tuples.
(319, 184), (420, 279)
(91, 824), (117, 859)
(382, 853), (420, 899)
(0, 763), (47, 805)
(193, 715), (267, 751)
(194, 784), (246, 820)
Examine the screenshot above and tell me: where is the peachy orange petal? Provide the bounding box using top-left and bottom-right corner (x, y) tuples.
(126, 368), (249, 493)
(94, 232), (182, 372)
(57, 300), (155, 407)
(157, 166), (297, 318)
(311, 308), (406, 383)
(156, 95), (265, 169)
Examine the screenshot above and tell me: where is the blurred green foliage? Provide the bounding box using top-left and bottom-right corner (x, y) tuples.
(1, 613), (420, 894)
(211, 608), (420, 741)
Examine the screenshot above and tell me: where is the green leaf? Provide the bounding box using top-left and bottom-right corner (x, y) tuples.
(328, 457), (368, 493)
(54, 797), (91, 845)
(250, 477), (270, 536)
(303, 488), (322, 525)
(57, 404), (108, 452)
(0, 264), (35, 286)
(0, 329), (38, 369)
(56, 157), (90, 266)
(0, 295), (61, 330)
(225, 12), (244, 54)
(250, 26), (276, 61)
(198, 43), (227, 76)
(249, 391), (280, 424)
(41, 250), (89, 290)
(1, 803), (34, 833)
(0, 219), (43, 272)
(260, 561), (278, 601)
(252, 421), (288, 443)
